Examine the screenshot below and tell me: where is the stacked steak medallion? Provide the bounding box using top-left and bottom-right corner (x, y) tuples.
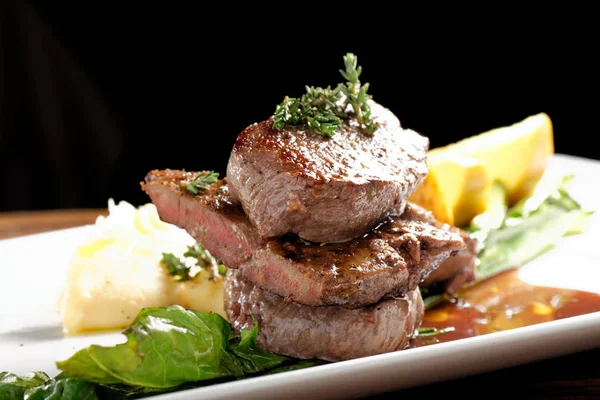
(143, 102), (475, 361)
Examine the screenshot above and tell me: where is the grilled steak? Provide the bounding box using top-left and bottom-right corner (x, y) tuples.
(143, 170), (466, 307)
(245, 214), (464, 307)
(226, 102), (430, 243)
(224, 269), (424, 361)
(142, 169), (260, 268)
(402, 203), (478, 292)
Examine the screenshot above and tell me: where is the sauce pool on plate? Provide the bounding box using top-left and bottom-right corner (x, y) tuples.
(413, 268), (600, 346)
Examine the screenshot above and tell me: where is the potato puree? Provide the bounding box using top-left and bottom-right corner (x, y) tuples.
(57, 199), (226, 334)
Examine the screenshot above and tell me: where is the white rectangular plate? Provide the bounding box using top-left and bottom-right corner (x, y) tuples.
(1, 153), (600, 400)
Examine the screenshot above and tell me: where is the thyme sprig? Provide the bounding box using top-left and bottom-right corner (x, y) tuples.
(272, 53), (378, 137)
(416, 326), (456, 337)
(186, 171), (219, 194)
(339, 55), (377, 134)
(161, 242), (227, 282)
(161, 252), (194, 281)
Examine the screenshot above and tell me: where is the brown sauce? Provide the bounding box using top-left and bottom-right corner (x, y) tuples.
(412, 268), (600, 347)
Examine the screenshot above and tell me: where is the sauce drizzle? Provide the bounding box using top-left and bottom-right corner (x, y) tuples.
(413, 268), (600, 347)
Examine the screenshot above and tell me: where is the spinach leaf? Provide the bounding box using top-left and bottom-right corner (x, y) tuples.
(24, 307), (301, 397)
(0, 371), (50, 399)
(56, 305), (243, 388)
(265, 360), (323, 375)
(95, 378), (234, 399)
(228, 321), (289, 374)
(24, 378), (97, 400)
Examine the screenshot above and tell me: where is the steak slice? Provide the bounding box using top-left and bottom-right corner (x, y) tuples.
(226, 101), (430, 243)
(402, 203), (478, 292)
(224, 269), (424, 362)
(143, 170), (465, 308)
(142, 169), (259, 268)
(244, 214), (464, 307)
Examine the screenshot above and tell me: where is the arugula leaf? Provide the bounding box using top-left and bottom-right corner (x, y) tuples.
(0, 371), (50, 399)
(56, 306), (243, 388)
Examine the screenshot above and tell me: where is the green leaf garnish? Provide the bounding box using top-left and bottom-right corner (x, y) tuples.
(272, 53), (378, 136)
(55, 306), (289, 389)
(228, 318), (289, 374)
(24, 378), (98, 400)
(161, 242), (227, 282)
(0, 371), (98, 399)
(186, 171), (219, 195)
(160, 252), (193, 281)
(56, 306), (244, 388)
(422, 293), (449, 310)
(0, 371), (50, 398)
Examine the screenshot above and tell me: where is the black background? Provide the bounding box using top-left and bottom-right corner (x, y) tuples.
(1, 3), (598, 211)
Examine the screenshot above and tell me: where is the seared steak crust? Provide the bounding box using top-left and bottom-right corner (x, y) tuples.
(402, 203), (478, 292)
(141, 169), (260, 268)
(226, 102), (430, 243)
(224, 269), (424, 361)
(246, 214), (464, 307)
(142, 171), (465, 308)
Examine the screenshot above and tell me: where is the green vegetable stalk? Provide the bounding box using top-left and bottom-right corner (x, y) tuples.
(472, 174), (593, 282)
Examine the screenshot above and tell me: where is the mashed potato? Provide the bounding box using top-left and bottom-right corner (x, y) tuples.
(58, 199), (226, 334)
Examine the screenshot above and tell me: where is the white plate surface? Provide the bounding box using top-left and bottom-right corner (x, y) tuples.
(1, 153), (600, 399)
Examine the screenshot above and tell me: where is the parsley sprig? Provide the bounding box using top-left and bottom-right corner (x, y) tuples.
(161, 242), (227, 282)
(186, 171), (219, 194)
(272, 53), (378, 137)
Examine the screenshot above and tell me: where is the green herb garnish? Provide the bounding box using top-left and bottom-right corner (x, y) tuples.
(415, 326), (456, 337)
(186, 171), (219, 194)
(272, 53), (378, 137)
(160, 252), (193, 281)
(339, 54), (377, 133)
(184, 242), (228, 281)
(161, 242), (227, 282)
(414, 326), (455, 344)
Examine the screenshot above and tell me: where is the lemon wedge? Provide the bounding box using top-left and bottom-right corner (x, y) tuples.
(429, 113), (554, 205)
(409, 156), (491, 227)
(410, 113), (554, 226)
